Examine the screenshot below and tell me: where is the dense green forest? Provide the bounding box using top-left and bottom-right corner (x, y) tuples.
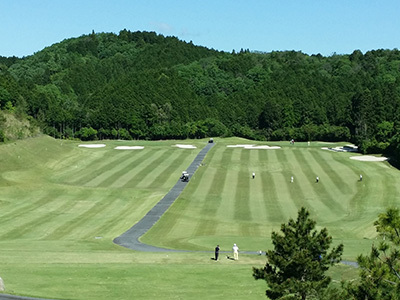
(0, 30), (400, 159)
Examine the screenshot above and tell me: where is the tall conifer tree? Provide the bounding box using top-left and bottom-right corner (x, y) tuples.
(253, 207), (343, 300)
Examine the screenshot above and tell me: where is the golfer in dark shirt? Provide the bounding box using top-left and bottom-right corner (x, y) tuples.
(215, 245), (220, 260)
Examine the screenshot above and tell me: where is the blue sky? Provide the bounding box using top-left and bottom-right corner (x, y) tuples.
(1, 0), (399, 57)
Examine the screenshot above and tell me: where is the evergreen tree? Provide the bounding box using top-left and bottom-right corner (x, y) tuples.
(253, 207), (343, 300)
(344, 208), (400, 299)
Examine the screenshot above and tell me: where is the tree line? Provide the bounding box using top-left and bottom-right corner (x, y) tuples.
(0, 30), (400, 160)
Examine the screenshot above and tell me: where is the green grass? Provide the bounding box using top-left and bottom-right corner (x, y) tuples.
(0, 136), (399, 299)
(143, 138), (400, 260)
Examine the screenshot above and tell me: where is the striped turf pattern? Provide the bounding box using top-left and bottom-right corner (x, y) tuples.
(141, 141), (400, 251)
(1, 138), (400, 253)
(0, 138), (200, 243)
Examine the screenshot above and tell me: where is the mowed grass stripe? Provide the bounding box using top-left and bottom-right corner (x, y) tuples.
(43, 190), (115, 240)
(119, 149), (176, 188)
(144, 150), (191, 189)
(67, 150), (134, 185)
(78, 189), (161, 240)
(310, 150), (352, 195)
(257, 150), (285, 223)
(183, 143), (217, 196)
(267, 150), (298, 220)
(331, 154), (362, 178)
(292, 149), (345, 215)
(287, 150), (336, 222)
(194, 147), (229, 237)
(331, 155), (381, 220)
(248, 150), (268, 224)
(75, 196), (129, 240)
(192, 165), (219, 237)
(381, 168), (400, 207)
(344, 174), (371, 220)
(329, 154), (369, 220)
(83, 195), (154, 240)
(106, 191), (168, 240)
(85, 149), (155, 187)
(275, 149), (305, 212)
(53, 149), (107, 183)
(213, 147), (238, 236)
(304, 149), (345, 202)
(0, 192), (80, 240)
(82, 197), (129, 239)
(245, 150), (261, 236)
(0, 190), (59, 225)
(234, 149), (251, 226)
(352, 163), (398, 215)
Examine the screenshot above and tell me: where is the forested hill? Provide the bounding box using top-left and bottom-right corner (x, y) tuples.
(1, 30), (400, 157)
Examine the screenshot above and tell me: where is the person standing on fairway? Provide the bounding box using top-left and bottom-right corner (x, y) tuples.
(252, 172), (255, 179)
(215, 245), (220, 261)
(360, 174), (363, 181)
(316, 176), (319, 183)
(232, 243), (239, 260)
(291, 176), (294, 183)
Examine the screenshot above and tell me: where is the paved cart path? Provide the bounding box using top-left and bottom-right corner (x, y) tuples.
(113, 141), (215, 252)
(0, 295), (54, 300)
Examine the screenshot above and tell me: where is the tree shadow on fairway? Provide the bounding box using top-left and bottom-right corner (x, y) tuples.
(387, 157), (400, 170)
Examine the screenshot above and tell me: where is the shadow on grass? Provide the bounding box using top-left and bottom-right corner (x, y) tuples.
(387, 157), (400, 170)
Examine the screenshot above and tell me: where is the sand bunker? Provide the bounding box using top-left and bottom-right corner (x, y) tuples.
(248, 145), (281, 149)
(322, 144), (358, 152)
(78, 144), (106, 148)
(114, 146), (144, 150)
(227, 144), (255, 148)
(350, 156), (388, 162)
(227, 144), (281, 149)
(175, 144), (197, 149)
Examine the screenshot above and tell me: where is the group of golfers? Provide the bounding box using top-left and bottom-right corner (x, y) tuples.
(216, 171), (363, 262)
(251, 173), (363, 183)
(214, 243), (239, 261)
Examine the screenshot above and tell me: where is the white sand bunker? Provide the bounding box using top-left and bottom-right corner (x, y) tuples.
(114, 146), (144, 150)
(227, 144), (281, 149)
(350, 156), (388, 162)
(78, 144), (106, 148)
(249, 145), (281, 149)
(175, 144), (197, 149)
(227, 144), (254, 148)
(322, 144), (358, 152)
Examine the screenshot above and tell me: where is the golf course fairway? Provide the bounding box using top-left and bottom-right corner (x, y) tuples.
(0, 136), (398, 299)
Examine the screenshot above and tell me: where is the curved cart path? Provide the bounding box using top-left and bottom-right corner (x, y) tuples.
(113, 141), (215, 252)
(112, 141), (360, 265)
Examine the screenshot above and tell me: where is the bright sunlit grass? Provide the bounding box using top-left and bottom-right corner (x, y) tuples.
(0, 136), (399, 299)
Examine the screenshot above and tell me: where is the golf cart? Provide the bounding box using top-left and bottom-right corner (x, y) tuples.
(181, 171), (189, 182)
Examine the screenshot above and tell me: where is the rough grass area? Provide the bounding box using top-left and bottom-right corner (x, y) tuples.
(0, 111), (40, 141)
(0, 136), (399, 299)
